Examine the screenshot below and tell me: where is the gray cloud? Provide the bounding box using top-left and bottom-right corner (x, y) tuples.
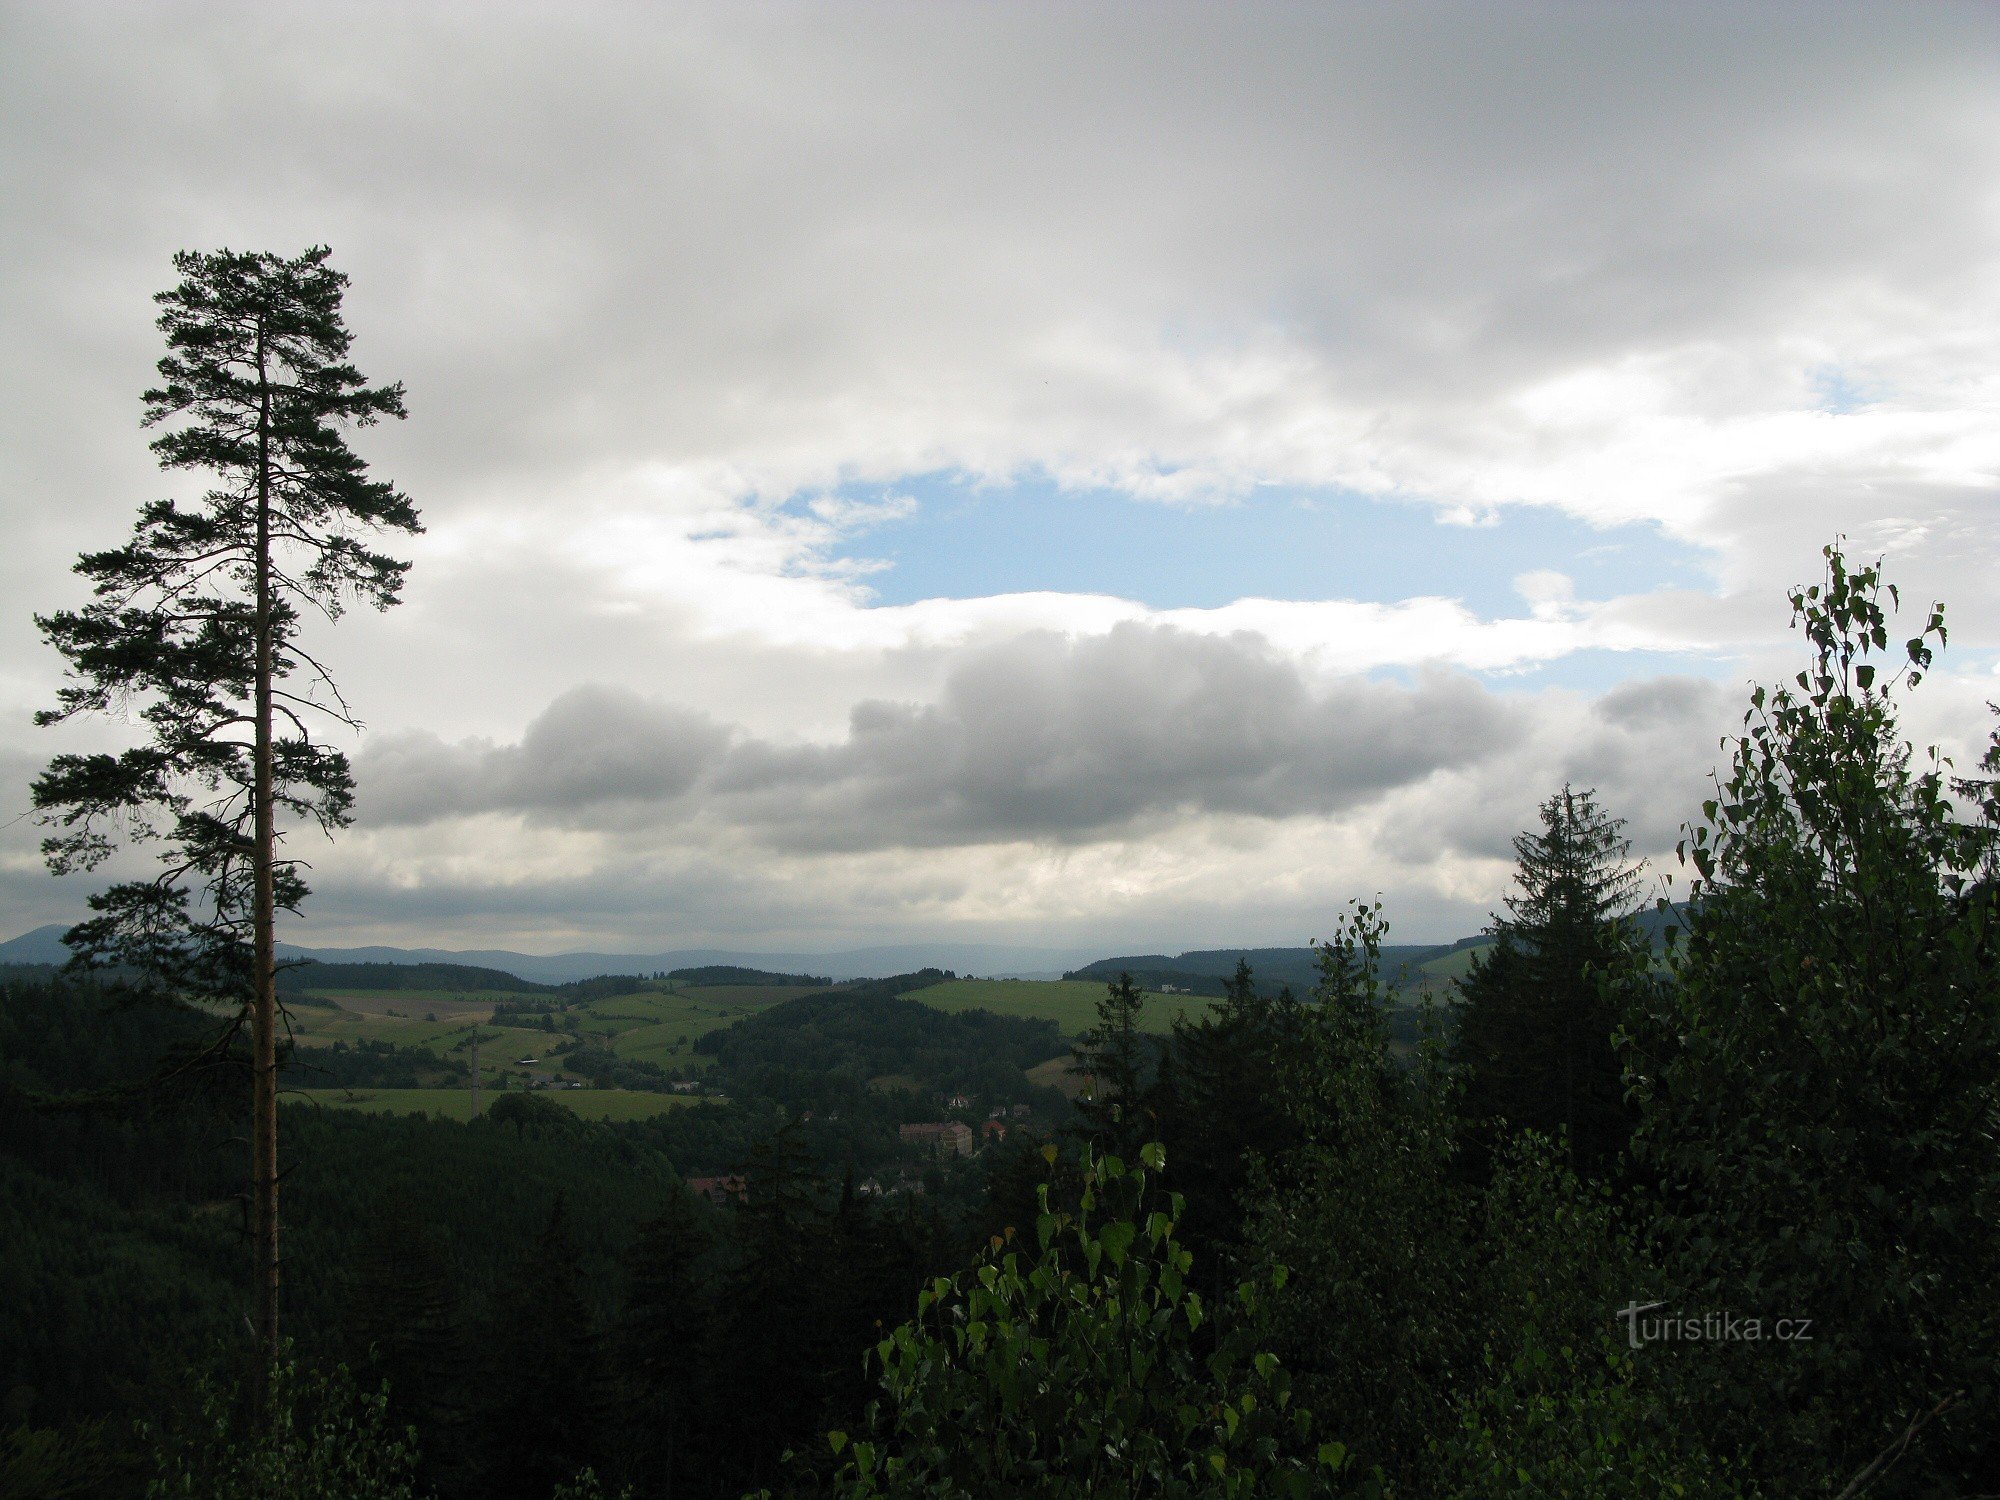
(361, 625), (1523, 849)
(362, 686), (731, 824)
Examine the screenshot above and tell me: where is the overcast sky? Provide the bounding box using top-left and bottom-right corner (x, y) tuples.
(3, 1), (1997, 956)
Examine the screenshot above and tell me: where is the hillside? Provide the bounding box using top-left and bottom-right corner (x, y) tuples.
(1065, 944), (1453, 996)
(278, 959), (551, 994)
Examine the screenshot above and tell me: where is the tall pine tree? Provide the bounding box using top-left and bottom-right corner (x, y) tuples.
(33, 247), (418, 1391)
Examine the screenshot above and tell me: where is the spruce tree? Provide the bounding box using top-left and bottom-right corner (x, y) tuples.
(1452, 785), (1646, 1177)
(619, 1185), (713, 1498)
(1157, 960), (1304, 1261)
(714, 1125), (837, 1491)
(33, 247), (417, 1391)
(346, 1204), (466, 1492)
(1071, 972), (1150, 1158)
(478, 1197), (605, 1500)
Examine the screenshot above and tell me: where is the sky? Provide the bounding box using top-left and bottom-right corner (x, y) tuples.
(2, 1), (1997, 957)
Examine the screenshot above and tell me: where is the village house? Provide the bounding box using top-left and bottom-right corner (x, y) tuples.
(899, 1121), (974, 1157)
(686, 1174), (747, 1206)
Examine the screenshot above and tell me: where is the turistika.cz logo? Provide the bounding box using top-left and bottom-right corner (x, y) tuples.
(1617, 1301), (1815, 1349)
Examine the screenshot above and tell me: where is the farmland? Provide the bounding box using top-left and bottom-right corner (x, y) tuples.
(271, 971), (1231, 1106)
(276, 976), (841, 1094)
(287, 1086), (697, 1121)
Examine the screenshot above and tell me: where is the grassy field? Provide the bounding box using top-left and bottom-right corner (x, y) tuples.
(1415, 945), (1488, 981)
(288, 1086), (697, 1121)
(278, 978), (825, 1085)
(593, 984), (826, 1071)
(294, 987), (502, 1017)
(278, 974), (1215, 1083)
(1025, 1055), (1090, 1097)
(916, 978), (1210, 1035)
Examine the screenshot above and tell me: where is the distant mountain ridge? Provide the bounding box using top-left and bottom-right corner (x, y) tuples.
(0, 924), (1102, 985)
(1, 905), (1689, 989)
(1065, 905), (1690, 997)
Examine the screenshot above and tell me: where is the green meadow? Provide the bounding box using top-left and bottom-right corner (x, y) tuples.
(288, 1086), (697, 1121)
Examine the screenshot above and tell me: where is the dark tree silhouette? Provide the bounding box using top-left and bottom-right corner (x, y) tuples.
(32, 246), (418, 1395)
(1453, 785), (1646, 1177)
(1070, 972), (1151, 1158)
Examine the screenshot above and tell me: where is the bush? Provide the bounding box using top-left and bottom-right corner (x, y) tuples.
(809, 1144), (1363, 1498)
(140, 1352), (421, 1500)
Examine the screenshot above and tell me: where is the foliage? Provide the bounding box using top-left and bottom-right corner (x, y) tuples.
(0, 1418), (124, 1500)
(1625, 546), (2000, 1492)
(814, 1142), (1360, 1499)
(1431, 1338), (1749, 1500)
(475, 1198), (609, 1499)
(1070, 972), (1155, 1158)
(617, 1185), (713, 1494)
(1150, 959), (1306, 1264)
(1246, 899), (1473, 1485)
(1422, 1135), (1747, 1497)
(669, 965), (832, 988)
(1453, 785), (1648, 1178)
(697, 983), (1065, 1101)
(140, 1351), (422, 1499)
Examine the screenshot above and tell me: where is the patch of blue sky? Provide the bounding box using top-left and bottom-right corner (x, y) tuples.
(792, 470), (1717, 621)
(1808, 365), (1888, 414)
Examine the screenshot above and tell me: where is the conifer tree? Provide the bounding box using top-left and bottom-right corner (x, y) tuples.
(1071, 972), (1150, 1158)
(715, 1125), (837, 1490)
(479, 1197), (605, 1500)
(33, 247), (417, 1391)
(346, 1205), (466, 1491)
(1158, 960), (1304, 1260)
(620, 1185), (713, 1497)
(1452, 785), (1646, 1177)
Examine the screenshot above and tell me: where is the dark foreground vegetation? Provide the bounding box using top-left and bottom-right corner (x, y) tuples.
(5, 549), (1998, 1498)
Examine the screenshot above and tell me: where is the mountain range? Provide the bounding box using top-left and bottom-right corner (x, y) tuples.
(0, 904), (1687, 990)
(0, 924), (1106, 984)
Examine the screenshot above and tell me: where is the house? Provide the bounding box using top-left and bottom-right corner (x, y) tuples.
(946, 1093), (973, 1111)
(1010, 1103), (1032, 1119)
(669, 1079), (700, 1093)
(686, 1174), (747, 1206)
(981, 1120), (1007, 1145)
(899, 1121), (974, 1157)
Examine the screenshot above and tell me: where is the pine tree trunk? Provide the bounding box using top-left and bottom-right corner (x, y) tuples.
(251, 324), (281, 1407)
